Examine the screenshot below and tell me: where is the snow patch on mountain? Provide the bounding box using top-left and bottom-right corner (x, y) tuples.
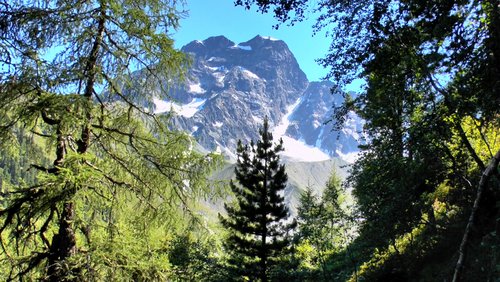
(313, 119), (321, 129)
(153, 97), (206, 118)
(273, 97), (330, 162)
(207, 66), (225, 72)
(214, 142), (237, 161)
(242, 69), (260, 80)
(232, 44), (252, 51)
(177, 98), (206, 117)
(315, 127), (325, 148)
(188, 82), (206, 94)
(335, 150), (360, 164)
(280, 136), (331, 162)
(261, 36), (279, 41)
(273, 97), (302, 137)
(252, 115), (263, 124)
(343, 112), (366, 142)
(213, 72), (226, 84)
(207, 57), (220, 62)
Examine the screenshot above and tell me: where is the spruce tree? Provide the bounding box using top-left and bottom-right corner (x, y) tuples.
(220, 118), (296, 282)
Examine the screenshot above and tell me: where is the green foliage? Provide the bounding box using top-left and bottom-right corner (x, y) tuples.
(219, 118), (296, 282)
(238, 0), (500, 280)
(0, 127), (49, 189)
(0, 0), (222, 280)
(166, 232), (227, 281)
(294, 171), (357, 281)
(0, 114), (221, 280)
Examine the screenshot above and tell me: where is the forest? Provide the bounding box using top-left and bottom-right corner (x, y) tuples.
(0, 0), (499, 281)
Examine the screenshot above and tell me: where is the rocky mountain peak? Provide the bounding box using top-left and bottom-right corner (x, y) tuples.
(239, 35), (285, 49)
(154, 35), (363, 163)
(203, 35), (235, 49)
(181, 35), (306, 85)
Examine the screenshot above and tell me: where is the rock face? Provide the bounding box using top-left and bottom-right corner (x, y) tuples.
(284, 81), (366, 163)
(155, 35), (364, 163)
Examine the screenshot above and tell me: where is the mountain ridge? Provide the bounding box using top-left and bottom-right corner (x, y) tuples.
(155, 35), (364, 164)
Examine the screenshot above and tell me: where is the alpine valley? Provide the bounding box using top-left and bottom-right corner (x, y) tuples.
(155, 35), (365, 210)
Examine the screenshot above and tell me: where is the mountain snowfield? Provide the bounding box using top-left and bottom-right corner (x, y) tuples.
(152, 35), (365, 164)
(271, 97), (331, 162)
(153, 97), (206, 118)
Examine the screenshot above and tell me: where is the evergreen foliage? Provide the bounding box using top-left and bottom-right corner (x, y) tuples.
(166, 231), (227, 282)
(220, 118), (296, 282)
(0, 0), (221, 280)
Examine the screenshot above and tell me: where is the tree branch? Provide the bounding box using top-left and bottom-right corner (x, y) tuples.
(455, 122), (486, 171)
(77, 5), (106, 154)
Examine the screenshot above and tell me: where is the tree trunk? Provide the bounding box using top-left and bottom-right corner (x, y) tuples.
(45, 7), (106, 280)
(452, 149), (500, 282)
(260, 155), (269, 282)
(47, 202), (77, 281)
(260, 253), (267, 282)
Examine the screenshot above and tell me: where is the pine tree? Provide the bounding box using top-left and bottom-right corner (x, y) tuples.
(220, 118), (296, 282)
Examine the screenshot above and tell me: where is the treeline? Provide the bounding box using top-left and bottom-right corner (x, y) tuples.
(0, 127), (47, 190)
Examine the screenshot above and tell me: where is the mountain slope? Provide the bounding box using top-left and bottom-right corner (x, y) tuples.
(154, 35), (364, 163)
(209, 158), (349, 216)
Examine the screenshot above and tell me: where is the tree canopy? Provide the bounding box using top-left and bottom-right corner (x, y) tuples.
(236, 0), (500, 280)
(0, 0), (220, 280)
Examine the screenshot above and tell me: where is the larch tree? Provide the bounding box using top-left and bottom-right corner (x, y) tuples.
(0, 0), (219, 280)
(219, 118), (296, 282)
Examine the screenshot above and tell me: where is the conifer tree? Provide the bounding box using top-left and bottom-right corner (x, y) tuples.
(295, 172), (355, 281)
(0, 0), (219, 280)
(220, 118), (296, 282)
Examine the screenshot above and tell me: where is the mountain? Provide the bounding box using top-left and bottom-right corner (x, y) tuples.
(284, 81), (366, 163)
(154, 35), (365, 163)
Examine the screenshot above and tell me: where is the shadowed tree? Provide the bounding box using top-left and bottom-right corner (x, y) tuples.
(220, 118), (296, 282)
(236, 0), (500, 280)
(295, 171), (356, 281)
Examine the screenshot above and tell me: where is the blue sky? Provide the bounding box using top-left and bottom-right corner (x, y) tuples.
(172, 0), (330, 82)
